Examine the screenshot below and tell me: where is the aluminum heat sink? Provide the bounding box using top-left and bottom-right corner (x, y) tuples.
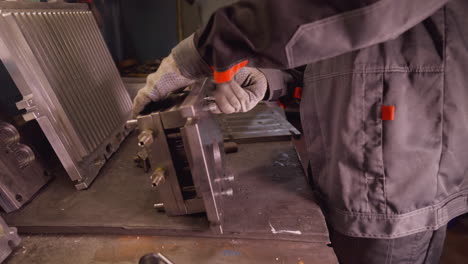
(0, 2), (132, 189)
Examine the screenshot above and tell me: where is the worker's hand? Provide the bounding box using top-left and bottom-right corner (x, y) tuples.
(211, 67), (267, 114)
(132, 54), (195, 118)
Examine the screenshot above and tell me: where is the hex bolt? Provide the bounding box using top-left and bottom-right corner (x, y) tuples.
(214, 189), (234, 197)
(153, 203), (165, 212)
(126, 119), (138, 127)
(214, 175), (235, 183)
(138, 130), (154, 148)
(151, 168), (166, 187)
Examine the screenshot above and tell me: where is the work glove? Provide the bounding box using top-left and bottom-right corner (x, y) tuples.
(132, 34), (267, 117)
(210, 67), (267, 114)
(132, 54), (195, 118)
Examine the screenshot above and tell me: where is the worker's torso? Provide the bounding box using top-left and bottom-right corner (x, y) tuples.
(301, 0), (468, 238)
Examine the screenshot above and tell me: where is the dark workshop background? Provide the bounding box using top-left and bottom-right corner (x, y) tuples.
(86, 0), (237, 63)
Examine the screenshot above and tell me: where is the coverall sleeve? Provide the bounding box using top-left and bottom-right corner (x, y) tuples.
(172, 0), (450, 83)
(260, 69), (304, 101)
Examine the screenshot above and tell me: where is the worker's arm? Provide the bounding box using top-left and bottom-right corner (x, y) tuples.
(173, 0), (450, 83)
(133, 0), (448, 115)
(260, 68), (304, 101)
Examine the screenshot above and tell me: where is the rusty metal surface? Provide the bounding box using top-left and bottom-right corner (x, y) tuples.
(2, 132), (328, 243)
(221, 142), (328, 242)
(4, 219), (468, 264)
(5, 234), (336, 264)
(2, 132), (211, 237)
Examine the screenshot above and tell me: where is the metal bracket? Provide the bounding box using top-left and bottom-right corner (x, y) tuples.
(16, 94), (40, 122)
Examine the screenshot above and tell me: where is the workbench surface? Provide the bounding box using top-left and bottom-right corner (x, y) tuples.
(3, 132), (335, 263)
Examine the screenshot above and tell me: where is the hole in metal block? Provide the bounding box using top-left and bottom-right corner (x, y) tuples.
(105, 144), (113, 153)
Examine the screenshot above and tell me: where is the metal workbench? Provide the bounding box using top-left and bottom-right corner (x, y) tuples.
(2, 131), (328, 244)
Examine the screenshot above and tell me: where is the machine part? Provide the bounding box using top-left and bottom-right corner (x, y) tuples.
(151, 168), (166, 187)
(126, 119), (139, 128)
(13, 144), (36, 169)
(138, 130), (154, 148)
(137, 80), (231, 234)
(214, 189), (234, 197)
(134, 149), (152, 173)
(214, 175), (235, 183)
(0, 2), (133, 189)
(0, 122), (19, 147)
(153, 203), (165, 212)
(139, 253), (174, 264)
(0, 216), (20, 263)
(0, 120), (51, 213)
(218, 103), (301, 143)
(223, 141), (238, 154)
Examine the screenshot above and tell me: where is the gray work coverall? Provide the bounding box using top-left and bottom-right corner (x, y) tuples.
(173, 0), (468, 262)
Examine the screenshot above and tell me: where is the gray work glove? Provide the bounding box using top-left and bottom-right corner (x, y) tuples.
(211, 67), (267, 114)
(132, 34), (267, 117)
(132, 54), (195, 117)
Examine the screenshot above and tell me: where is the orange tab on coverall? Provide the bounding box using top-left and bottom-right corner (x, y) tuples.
(381, 106), (395, 121)
(212, 60), (249, 84)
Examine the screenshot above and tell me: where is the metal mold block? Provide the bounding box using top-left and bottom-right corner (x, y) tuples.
(137, 81), (231, 234)
(0, 216), (20, 263)
(0, 2), (132, 189)
(218, 103), (301, 142)
(0, 120), (51, 213)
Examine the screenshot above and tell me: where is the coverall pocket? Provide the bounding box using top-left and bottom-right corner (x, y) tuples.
(381, 71), (444, 214)
(302, 71), (385, 213)
(302, 68), (444, 215)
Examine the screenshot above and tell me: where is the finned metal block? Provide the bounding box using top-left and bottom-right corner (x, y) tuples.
(0, 2), (133, 189)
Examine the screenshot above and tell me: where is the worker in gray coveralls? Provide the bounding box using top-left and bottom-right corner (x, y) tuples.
(133, 0), (468, 263)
